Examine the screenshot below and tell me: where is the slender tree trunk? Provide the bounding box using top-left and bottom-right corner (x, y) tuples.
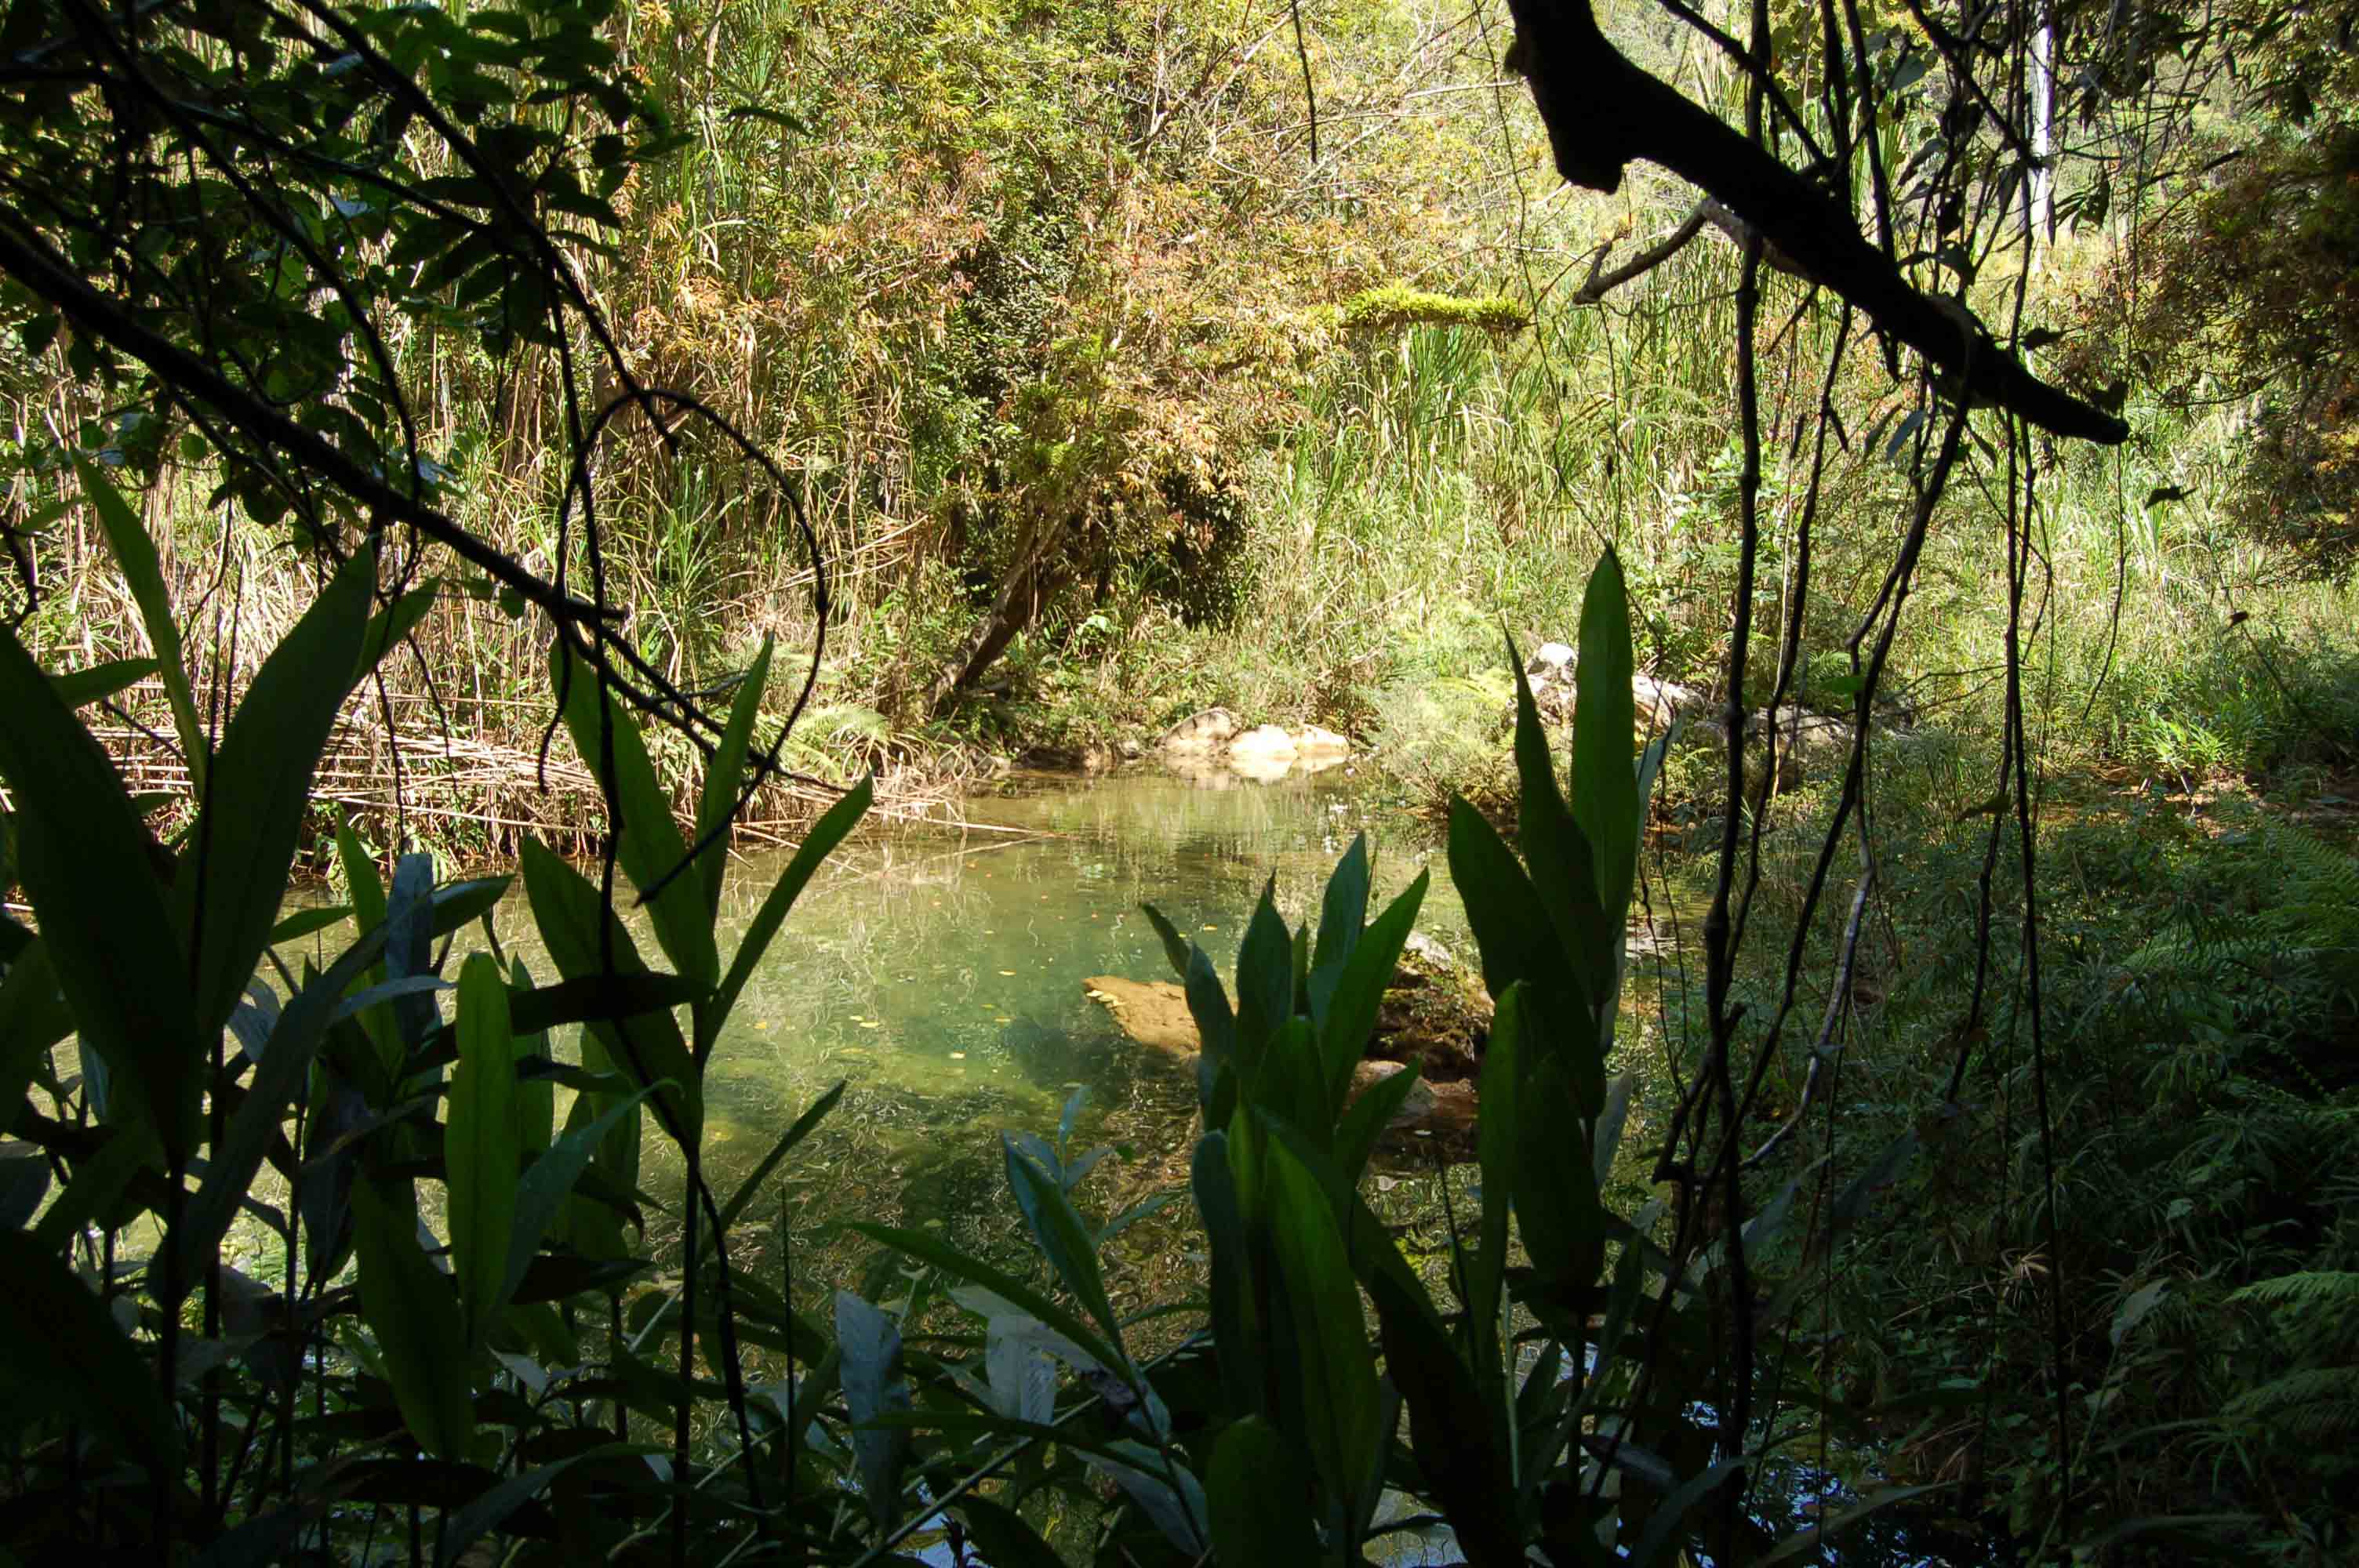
(2030, 0), (2057, 242)
(925, 513), (1069, 713)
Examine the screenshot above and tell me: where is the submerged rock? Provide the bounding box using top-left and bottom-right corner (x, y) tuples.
(1079, 977), (1198, 1056)
(1081, 931), (1492, 1149)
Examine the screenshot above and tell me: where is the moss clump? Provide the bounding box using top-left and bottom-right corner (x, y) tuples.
(1332, 285), (1528, 336)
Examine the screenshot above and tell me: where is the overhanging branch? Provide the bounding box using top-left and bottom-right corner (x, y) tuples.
(1503, 0), (2128, 445)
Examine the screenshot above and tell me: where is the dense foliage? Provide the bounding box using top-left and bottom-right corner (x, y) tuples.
(5, 0), (2359, 1563)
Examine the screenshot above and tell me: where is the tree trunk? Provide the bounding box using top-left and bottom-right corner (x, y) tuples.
(924, 513), (1068, 715)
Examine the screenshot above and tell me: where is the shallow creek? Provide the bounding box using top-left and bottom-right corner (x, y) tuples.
(465, 764), (1476, 1310)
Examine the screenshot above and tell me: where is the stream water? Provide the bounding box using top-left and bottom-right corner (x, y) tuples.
(482, 763), (1472, 1315)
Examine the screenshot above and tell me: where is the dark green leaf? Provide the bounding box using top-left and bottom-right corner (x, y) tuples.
(180, 550), (373, 1040)
(351, 1177), (473, 1461)
(0, 622), (202, 1156)
(1307, 834), (1371, 1030)
(1004, 1136), (1125, 1357)
(520, 837), (700, 1141)
(500, 1085), (660, 1314)
(554, 647), (718, 989)
(1263, 1135), (1385, 1530)
(78, 457), (206, 790)
(696, 637), (771, 921)
(1206, 1415), (1317, 1568)
(1233, 879), (1293, 1066)
(956, 1495), (1065, 1568)
(447, 953), (519, 1343)
(1570, 550), (1640, 928)
(48, 657), (155, 710)
(1318, 869), (1428, 1114)
(0, 1231), (180, 1475)
(1334, 1060), (1420, 1185)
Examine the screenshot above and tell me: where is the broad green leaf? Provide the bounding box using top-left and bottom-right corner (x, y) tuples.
(707, 776), (870, 1050)
(834, 1290), (911, 1531)
(1471, 985), (1524, 1379)
(1180, 942), (1237, 1110)
(0, 622), (201, 1156)
(1232, 878), (1293, 1067)
(179, 549), (373, 1040)
(520, 837), (701, 1142)
(447, 953), (520, 1344)
(1004, 1136), (1125, 1357)
(1318, 869), (1428, 1115)
(353, 579), (439, 686)
(1515, 1051), (1606, 1312)
(1571, 550), (1641, 927)
(48, 656), (154, 710)
(1206, 1416), (1317, 1568)
(1263, 1135), (1385, 1534)
(351, 1176), (473, 1461)
(1191, 1133), (1265, 1417)
(509, 958), (554, 1156)
(267, 905), (354, 945)
(0, 1232), (180, 1476)
(1307, 834), (1372, 1030)
(1447, 797), (1603, 1116)
(78, 457), (206, 792)
(1508, 650), (1617, 1031)
(554, 647), (718, 989)
(696, 637), (772, 920)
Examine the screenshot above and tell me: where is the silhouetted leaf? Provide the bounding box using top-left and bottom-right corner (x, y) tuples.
(1318, 869), (1427, 1115)
(695, 637), (771, 920)
(0, 1231), (181, 1476)
(1307, 834), (1372, 1030)
(78, 456), (207, 790)
(180, 548), (373, 1041)
(447, 953), (519, 1344)
(555, 647), (718, 989)
(1206, 1415), (1316, 1568)
(0, 622), (202, 1156)
(1572, 550), (1641, 931)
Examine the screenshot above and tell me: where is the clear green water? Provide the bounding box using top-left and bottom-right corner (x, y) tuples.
(493, 764), (1470, 1307)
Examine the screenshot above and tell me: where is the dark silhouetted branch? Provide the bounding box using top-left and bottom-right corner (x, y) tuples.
(1503, 0), (2128, 444)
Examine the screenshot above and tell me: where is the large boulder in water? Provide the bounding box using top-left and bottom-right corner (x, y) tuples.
(1079, 978), (1198, 1056)
(1160, 707), (1239, 757)
(1226, 724), (1297, 762)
